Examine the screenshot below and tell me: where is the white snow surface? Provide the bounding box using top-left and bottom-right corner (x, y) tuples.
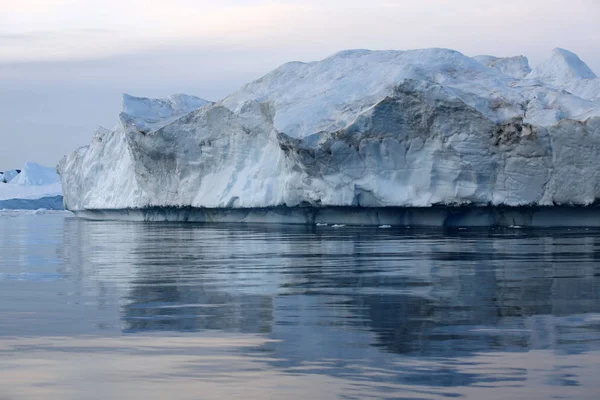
(59, 48), (600, 211)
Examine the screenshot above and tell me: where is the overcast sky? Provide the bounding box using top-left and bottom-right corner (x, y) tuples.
(1, 0), (599, 170)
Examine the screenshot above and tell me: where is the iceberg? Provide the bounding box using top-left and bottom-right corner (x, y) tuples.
(58, 48), (600, 226)
(2, 169), (20, 183)
(0, 163), (63, 210)
(11, 162), (61, 186)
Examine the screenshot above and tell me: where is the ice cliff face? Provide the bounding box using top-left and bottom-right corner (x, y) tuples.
(58, 48), (600, 212)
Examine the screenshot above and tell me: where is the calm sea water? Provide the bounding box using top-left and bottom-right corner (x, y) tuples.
(1, 211), (599, 399)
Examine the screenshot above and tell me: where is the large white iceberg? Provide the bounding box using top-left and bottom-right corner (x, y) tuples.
(0, 163), (63, 210)
(58, 48), (600, 225)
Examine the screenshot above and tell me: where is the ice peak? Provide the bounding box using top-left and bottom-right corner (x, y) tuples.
(122, 93), (209, 115)
(166, 94), (210, 110)
(327, 49), (374, 59)
(121, 93), (211, 133)
(10, 162), (60, 186)
(529, 48), (597, 85)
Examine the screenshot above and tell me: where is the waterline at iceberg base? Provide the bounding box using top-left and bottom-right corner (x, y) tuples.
(72, 206), (600, 227)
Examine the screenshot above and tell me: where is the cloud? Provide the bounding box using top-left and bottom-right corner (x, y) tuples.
(0, 0), (598, 70)
(0, 0), (314, 62)
(0, 0), (74, 13)
(0, 28), (114, 42)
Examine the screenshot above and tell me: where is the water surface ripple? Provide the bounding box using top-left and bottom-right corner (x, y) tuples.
(1, 212), (599, 399)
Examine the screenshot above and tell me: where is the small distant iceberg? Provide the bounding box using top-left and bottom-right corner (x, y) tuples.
(1, 169), (20, 183)
(0, 163), (63, 210)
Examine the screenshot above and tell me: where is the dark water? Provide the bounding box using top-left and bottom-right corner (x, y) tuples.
(1, 211), (599, 399)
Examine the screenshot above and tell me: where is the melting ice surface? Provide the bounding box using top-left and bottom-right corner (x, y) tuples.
(1, 212), (599, 399)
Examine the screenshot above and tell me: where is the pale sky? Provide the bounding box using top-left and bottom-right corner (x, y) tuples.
(1, 0), (599, 170)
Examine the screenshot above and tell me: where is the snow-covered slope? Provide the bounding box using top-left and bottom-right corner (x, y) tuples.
(0, 163), (63, 210)
(59, 48), (600, 217)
